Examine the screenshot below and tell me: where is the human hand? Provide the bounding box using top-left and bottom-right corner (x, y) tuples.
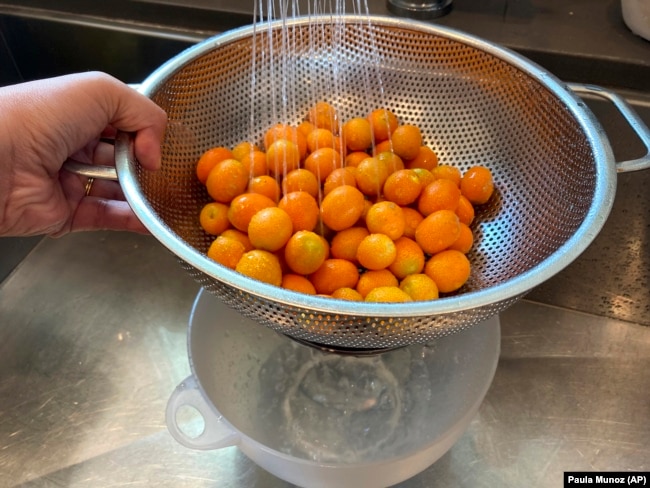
(0, 71), (167, 237)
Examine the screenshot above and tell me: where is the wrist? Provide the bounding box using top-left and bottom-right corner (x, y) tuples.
(0, 98), (15, 234)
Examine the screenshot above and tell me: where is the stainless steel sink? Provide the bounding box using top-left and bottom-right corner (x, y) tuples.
(0, 1), (649, 486)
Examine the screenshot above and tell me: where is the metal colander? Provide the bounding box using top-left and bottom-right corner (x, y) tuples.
(115, 16), (620, 350)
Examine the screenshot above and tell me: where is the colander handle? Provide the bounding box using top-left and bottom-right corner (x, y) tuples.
(165, 375), (240, 451)
(567, 83), (650, 173)
(62, 158), (118, 180)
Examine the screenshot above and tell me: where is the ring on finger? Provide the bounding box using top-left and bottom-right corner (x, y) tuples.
(84, 177), (95, 196)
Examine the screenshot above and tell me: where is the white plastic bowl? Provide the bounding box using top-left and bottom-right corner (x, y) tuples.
(166, 289), (500, 488)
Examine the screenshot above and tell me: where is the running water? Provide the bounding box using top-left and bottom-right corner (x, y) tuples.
(248, 0), (391, 186)
(255, 339), (441, 463)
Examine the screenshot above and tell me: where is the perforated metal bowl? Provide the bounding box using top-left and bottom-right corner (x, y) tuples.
(114, 16), (649, 350)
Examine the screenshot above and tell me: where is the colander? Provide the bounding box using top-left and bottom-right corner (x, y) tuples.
(77, 16), (650, 350)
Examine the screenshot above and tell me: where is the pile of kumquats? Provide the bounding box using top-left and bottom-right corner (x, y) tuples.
(196, 102), (494, 303)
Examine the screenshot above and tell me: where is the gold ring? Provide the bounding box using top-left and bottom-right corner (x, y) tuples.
(84, 177), (95, 196)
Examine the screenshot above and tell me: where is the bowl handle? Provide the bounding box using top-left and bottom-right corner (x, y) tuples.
(567, 82), (650, 173)
(165, 375), (240, 451)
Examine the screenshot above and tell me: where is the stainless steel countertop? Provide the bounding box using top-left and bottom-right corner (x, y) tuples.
(0, 231), (648, 486)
